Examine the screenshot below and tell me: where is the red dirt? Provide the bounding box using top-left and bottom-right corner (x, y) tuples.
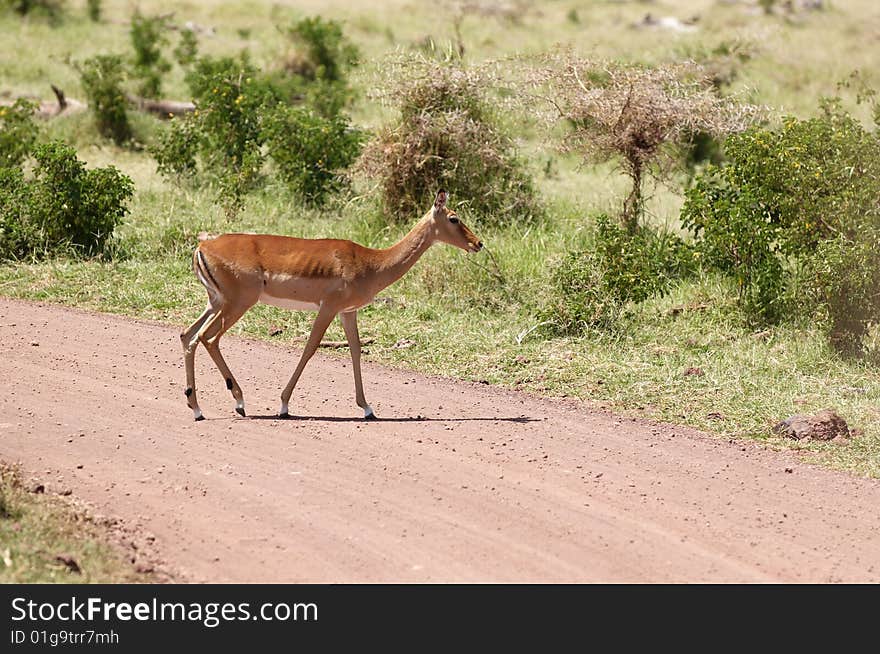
(2, 298), (879, 582)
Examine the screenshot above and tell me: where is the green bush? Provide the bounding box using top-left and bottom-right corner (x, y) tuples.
(681, 159), (786, 323)
(287, 16), (358, 84)
(173, 28), (198, 68)
(276, 16), (359, 117)
(682, 99), (880, 341)
(798, 227), (880, 355)
(6, 0), (64, 21)
(0, 166), (37, 259)
(154, 53), (364, 213)
(154, 56), (272, 216)
(0, 142), (133, 260)
(79, 55), (132, 144)
(130, 11), (171, 98)
(543, 215), (695, 334)
(360, 61), (541, 225)
(153, 115), (199, 180)
(0, 99), (39, 168)
(264, 106), (364, 205)
(86, 0), (99, 22)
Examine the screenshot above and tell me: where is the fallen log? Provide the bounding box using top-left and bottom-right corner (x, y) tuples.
(2, 86), (195, 120)
(126, 94), (195, 119)
(1, 86), (86, 118)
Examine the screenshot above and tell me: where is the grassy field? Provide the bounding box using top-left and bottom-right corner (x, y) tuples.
(0, 464), (154, 582)
(1, 0), (879, 482)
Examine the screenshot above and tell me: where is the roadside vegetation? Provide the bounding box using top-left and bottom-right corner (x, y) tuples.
(1, 0), (879, 478)
(0, 464), (152, 582)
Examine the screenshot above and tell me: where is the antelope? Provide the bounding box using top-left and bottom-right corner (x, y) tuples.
(180, 190), (483, 421)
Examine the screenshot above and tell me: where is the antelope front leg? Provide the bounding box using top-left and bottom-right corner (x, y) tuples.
(340, 311), (375, 419)
(279, 306), (337, 418)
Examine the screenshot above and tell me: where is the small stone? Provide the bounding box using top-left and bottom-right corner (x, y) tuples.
(683, 366), (704, 377)
(54, 554), (81, 574)
(773, 409), (850, 441)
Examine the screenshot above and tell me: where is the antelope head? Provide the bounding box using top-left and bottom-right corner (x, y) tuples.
(430, 190), (483, 253)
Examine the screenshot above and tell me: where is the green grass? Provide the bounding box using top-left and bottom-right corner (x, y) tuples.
(0, 464), (154, 583)
(2, 208), (879, 478)
(1, 0), (879, 480)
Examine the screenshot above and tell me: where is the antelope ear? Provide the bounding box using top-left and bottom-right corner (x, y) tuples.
(434, 189), (447, 211)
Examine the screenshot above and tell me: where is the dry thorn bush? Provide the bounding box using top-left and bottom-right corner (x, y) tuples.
(359, 56), (541, 224)
(531, 54), (761, 231)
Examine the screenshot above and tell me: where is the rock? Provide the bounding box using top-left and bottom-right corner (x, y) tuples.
(30, 483), (45, 494)
(268, 326), (284, 337)
(633, 13), (699, 32)
(773, 409), (850, 441)
(54, 554), (81, 573)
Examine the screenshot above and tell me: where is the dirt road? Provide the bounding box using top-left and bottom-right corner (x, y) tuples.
(2, 298), (879, 582)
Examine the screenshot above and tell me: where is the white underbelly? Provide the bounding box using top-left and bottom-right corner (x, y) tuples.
(259, 292), (320, 312)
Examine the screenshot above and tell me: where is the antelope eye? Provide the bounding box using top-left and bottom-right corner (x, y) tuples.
(449, 216), (459, 224)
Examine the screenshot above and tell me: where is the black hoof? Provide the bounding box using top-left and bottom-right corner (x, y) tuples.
(278, 411), (290, 419)
(194, 415), (205, 422)
(235, 407), (246, 417)
(365, 412), (378, 421)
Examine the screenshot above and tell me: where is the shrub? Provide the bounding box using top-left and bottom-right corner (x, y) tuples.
(154, 53), (364, 214)
(153, 115), (199, 180)
(0, 167), (37, 259)
(536, 56), (756, 232)
(6, 0), (64, 21)
(86, 0), (99, 22)
(173, 28), (198, 68)
(682, 99), (880, 340)
(543, 215), (695, 334)
(286, 16), (358, 85)
(79, 55), (132, 144)
(681, 159), (786, 323)
(0, 99), (39, 168)
(264, 105), (364, 205)
(130, 10), (172, 98)
(272, 16), (359, 117)
(0, 141), (134, 260)
(155, 56), (273, 216)
(360, 60), (541, 224)
(799, 228), (880, 355)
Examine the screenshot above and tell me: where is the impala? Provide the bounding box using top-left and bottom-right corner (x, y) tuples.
(180, 190), (483, 421)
